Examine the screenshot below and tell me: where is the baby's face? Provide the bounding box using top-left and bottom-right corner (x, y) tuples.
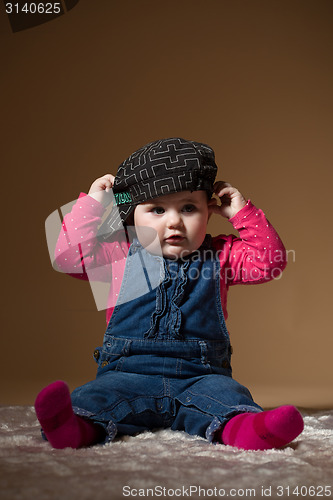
(134, 190), (211, 259)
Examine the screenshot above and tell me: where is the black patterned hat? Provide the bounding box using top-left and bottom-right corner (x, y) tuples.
(97, 137), (218, 238)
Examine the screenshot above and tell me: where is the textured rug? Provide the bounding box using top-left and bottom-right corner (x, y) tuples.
(0, 406), (332, 500)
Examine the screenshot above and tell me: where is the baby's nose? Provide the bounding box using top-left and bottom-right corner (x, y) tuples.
(167, 211), (182, 228)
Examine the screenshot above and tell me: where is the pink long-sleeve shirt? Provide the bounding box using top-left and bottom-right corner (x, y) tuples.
(54, 193), (287, 325)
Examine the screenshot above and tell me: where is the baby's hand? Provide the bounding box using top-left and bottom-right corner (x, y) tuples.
(88, 174), (115, 207)
(209, 181), (247, 219)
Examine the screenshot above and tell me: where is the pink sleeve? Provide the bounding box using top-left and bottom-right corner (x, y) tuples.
(54, 193), (128, 282)
(212, 200), (287, 286)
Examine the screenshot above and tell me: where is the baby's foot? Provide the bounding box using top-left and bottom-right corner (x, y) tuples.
(220, 405), (304, 450)
(35, 381), (103, 449)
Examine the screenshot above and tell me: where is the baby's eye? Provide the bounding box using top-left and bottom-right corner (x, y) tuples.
(182, 204), (196, 213)
(151, 206), (165, 215)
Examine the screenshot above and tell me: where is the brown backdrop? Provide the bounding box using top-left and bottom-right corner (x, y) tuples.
(1, 0), (332, 407)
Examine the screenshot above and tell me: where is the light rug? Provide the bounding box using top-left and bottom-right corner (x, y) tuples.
(0, 407), (332, 500)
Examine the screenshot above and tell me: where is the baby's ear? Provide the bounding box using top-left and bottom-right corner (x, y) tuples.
(207, 198), (218, 217)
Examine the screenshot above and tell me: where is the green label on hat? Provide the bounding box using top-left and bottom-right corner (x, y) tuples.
(114, 191), (133, 205)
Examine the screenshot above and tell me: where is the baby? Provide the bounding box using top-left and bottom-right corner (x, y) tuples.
(36, 138), (303, 450)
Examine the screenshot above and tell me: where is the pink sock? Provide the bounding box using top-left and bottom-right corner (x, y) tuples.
(220, 405), (304, 450)
(35, 381), (104, 449)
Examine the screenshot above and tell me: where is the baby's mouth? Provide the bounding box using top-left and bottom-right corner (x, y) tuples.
(164, 235), (185, 243)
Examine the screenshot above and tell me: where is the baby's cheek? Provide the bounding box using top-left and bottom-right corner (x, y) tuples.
(195, 220), (208, 241)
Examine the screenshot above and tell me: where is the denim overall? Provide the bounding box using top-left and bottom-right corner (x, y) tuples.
(71, 237), (262, 442)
